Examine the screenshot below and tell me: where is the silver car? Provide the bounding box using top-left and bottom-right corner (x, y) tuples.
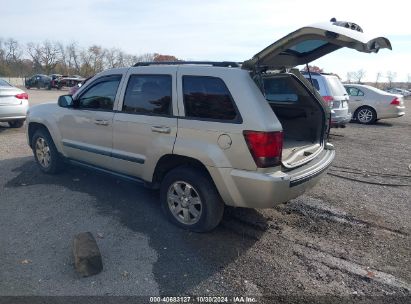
(27, 20), (391, 231)
(344, 84), (406, 124)
(302, 72), (352, 127)
(0, 79), (29, 128)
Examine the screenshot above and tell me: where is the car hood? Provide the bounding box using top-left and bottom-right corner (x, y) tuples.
(242, 20), (392, 70)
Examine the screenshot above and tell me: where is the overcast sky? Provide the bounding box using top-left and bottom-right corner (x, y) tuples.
(2, 0), (410, 81)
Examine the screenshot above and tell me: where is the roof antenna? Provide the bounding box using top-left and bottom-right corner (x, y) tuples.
(330, 17), (337, 22)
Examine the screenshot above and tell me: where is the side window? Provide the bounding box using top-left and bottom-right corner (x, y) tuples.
(78, 75), (121, 110)
(122, 75), (172, 115)
(183, 76), (238, 121)
(311, 79), (320, 91)
(346, 87), (355, 96)
(346, 87), (363, 96)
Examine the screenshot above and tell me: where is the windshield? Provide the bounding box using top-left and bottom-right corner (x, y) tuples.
(0, 79), (12, 87)
(327, 77), (347, 96)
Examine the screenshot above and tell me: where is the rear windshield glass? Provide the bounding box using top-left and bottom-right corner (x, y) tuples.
(0, 79), (12, 87)
(262, 76), (309, 102)
(287, 39), (328, 54)
(327, 77), (347, 96)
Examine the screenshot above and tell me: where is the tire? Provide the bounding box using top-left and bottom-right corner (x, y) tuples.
(31, 128), (64, 174)
(355, 106), (377, 125)
(8, 120), (25, 128)
(160, 166), (224, 232)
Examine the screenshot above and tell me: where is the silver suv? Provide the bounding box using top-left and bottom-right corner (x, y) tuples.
(26, 20), (390, 231)
(302, 72), (351, 127)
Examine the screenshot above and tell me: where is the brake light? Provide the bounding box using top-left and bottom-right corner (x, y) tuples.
(390, 97), (401, 105)
(243, 131), (283, 168)
(15, 93), (28, 100)
(322, 96), (334, 108)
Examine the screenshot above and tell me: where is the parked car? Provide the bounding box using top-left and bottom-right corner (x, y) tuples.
(344, 84), (405, 124)
(68, 76), (93, 95)
(56, 76), (85, 89)
(0, 79), (29, 128)
(27, 20), (391, 231)
(25, 74), (51, 89)
(48, 74), (63, 90)
(300, 72), (351, 127)
(386, 88), (411, 97)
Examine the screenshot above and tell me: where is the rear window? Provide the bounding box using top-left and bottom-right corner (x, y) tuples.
(287, 39), (328, 54)
(262, 76), (309, 102)
(310, 78), (320, 91)
(182, 76), (239, 121)
(327, 77), (347, 96)
(0, 79), (11, 87)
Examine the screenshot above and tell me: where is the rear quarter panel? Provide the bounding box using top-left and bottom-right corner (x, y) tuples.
(174, 67), (283, 171)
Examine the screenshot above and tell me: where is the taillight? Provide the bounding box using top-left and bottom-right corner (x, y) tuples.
(322, 96), (334, 108)
(15, 93), (28, 100)
(243, 131), (283, 168)
(390, 97), (401, 105)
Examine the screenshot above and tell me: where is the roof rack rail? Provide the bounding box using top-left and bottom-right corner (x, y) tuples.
(133, 61), (240, 68)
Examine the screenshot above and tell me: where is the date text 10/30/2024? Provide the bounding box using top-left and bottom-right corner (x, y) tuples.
(149, 296), (258, 303)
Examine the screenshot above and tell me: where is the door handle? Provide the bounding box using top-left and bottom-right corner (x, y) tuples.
(151, 126), (171, 134)
(94, 119), (109, 126)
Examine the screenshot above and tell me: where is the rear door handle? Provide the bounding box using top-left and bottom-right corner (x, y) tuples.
(94, 119), (109, 126)
(151, 126), (171, 134)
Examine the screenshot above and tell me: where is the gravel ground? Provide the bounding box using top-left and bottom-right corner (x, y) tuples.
(0, 89), (410, 302)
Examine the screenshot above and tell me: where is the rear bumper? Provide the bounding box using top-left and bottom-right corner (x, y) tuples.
(0, 101), (29, 122)
(331, 111), (352, 126)
(208, 148), (335, 208)
(377, 106), (405, 119)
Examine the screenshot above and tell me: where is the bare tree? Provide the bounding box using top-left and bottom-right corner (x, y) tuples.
(40, 41), (60, 74)
(386, 71), (397, 89)
(123, 54), (139, 67)
(104, 48), (125, 69)
(56, 42), (68, 74)
(407, 73), (411, 89)
(4, 38), (22, 63)
(0, 36), (180, 77)
(80, 45), (106, 76)
(352, 69), (366, 83)
(346, 72), (354, 83)
(135, 53), (155, 63)
(27, 42), (43, 73)
(66, 42), (81, 74)
(375, 72), (382, 88)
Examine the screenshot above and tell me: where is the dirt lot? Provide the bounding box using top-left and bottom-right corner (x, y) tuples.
(0, 88), (410, 302)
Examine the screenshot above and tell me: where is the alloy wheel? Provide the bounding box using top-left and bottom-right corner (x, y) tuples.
(167, 181), (203, 225)
(35, 137), (51, 168)
(357, 108), (374, 124)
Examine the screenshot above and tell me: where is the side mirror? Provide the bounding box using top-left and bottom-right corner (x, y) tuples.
(58, 95), (74, 108)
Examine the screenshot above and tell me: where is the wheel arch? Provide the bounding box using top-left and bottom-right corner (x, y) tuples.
(151, 154), (212, 189)
(354, 105), (378, 120)
(28, 122), (52, 149)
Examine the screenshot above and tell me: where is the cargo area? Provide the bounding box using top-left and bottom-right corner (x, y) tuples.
(261, 73), (325, 167)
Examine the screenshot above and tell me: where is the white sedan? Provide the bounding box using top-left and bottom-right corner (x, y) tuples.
(0, 79), (29, 128)
(344, 84), (406, 124)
